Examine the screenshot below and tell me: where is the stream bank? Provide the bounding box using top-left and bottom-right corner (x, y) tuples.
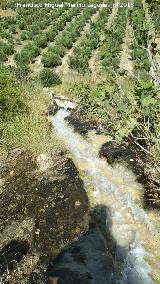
(0, 148), (89, 283)
(63, 108), (160, 210)
(52, 106), (160, 284)
(0, 96), (160, 284)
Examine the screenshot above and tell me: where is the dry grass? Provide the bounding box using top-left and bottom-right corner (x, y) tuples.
(1, 81), (64, 156)
(0, 9), (16, 18)
(53, 70), (105, 98)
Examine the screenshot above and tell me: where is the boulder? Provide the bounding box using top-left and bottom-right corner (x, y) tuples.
(99, 141), (132, 164)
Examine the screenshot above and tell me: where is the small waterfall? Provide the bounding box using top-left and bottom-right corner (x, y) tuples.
(52, 108), (160, 284)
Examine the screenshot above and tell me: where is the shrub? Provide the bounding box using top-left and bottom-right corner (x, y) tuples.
(15, 43), (40, 65)
(9, 25), (17, 34)
(69, 54), (89, 74)
(18, 20), (25, 30)
(42, 52), (62, 67)
(0, 67), (27, 121)
(0, 50), (7, 63)
(34, 34), (48, 48)
(0, 41), (14, 56)
(50, 45), (65, 57)
(15, 65), (30, 80)
(46, 29), (57, 42)
(39, 69), (62, 87)
(20, 31), (28, 41)
(59, 35), (73, 49)
(0, 81), (63, 155)
(0, 42), (14, 63)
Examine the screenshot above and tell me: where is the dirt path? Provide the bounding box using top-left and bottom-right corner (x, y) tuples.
(89, 4), (119, 82)
(119, 20), (133, 74)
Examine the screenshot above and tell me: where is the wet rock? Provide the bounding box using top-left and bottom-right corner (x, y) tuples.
(65, 115), (99, 136)
(63, 158), (78, 178)
(47, 103), (59, 116)
(0, 240), (29, 275)
(47, 225), (117, 284)
(29, 265), (47, 284)
(99, 141), (132, 164)
(37, 154), (50, 172)
(53, 96), (77, 110)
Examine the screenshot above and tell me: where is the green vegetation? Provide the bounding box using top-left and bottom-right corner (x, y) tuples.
(69, 3), (114, 74)
(41, 8), (95, 69)
(39, 68), (62, 87)
(146, 0), (160, 34)
(100, 6), (128, 73)
(129, 0), (151, 80)
(14, 8), (80, 67)
(14, 42), (40, 65)
(0, 66), (62, 155)
(70, 78), (159, 160)
(0, 67), (27, 121)
(0, 41), (14, 63)
(0, 0), (159, 171)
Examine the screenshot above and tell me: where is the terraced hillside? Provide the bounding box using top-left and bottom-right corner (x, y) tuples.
(0, 0), (160, 283)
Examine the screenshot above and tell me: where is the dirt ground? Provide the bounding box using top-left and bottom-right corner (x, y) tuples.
(0, 149), (89, 283)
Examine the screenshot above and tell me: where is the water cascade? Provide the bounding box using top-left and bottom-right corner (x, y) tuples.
(52, 108), (160, 284)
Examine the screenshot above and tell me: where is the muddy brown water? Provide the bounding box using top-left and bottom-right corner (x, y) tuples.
(52, 108), (160, 284)
(0, 106), (160, 283)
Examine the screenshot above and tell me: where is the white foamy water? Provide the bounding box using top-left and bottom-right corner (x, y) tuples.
(52, 109), (160, 284)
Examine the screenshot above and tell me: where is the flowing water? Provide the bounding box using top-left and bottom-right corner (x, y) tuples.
(52, 108), (160, 284)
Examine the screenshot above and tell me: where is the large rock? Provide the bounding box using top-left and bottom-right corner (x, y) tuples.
(47, 226), (117, 284)
(53, 96), (76, 110)
(65, 114), (101, 136)
(46, 206), (119, 284)
(0, 240), (29, 275)
(99, 141), (132, 164)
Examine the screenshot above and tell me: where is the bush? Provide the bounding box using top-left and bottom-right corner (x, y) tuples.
(46, 29), (57, 42)
(50, 45), (65, 57)
(42, 52), (62, 67)
(1, 81), (62, 155)
(20, 31), (28, 41)
(39, 69), (62, 87)
(18, 20), (25, 30)
(0, 50), (7, 63)
(15, 43), (40, 65)
(58, 35), (73, 49)
(0, 41), (14, 58)
(0, 67), (27, 121)
(34, 34), (48, 48)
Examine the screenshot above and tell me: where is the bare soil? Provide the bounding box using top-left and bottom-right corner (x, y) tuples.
(119, 20), (133, 74)
(0, 149), (89, 283)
